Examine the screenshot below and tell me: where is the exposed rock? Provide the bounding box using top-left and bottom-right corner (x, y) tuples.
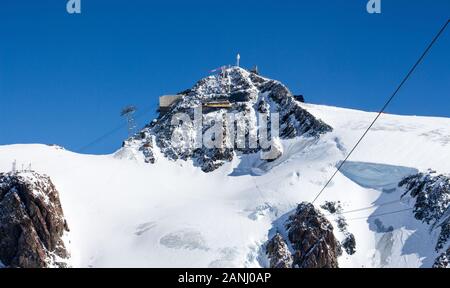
(400, 170), (450, 267)
(341, 234), (356, 255)
(286, 202), (340, 268)
(320, 201), (356, 256)
(336, 216), (348, 232)
(266, 233), (293, 268)
(400, 170), (450, 251)
(437, 223), (450, 251)
(320, 201), (340, 214)
(433, 248), (450, 268)
(0, 171), (70, 268)
(257, 98), (269, 114)
(400, 170), (450, 227)
(259, 81), (330, 138)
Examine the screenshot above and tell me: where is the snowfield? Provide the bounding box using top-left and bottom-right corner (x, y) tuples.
(1, 103), (449, 268)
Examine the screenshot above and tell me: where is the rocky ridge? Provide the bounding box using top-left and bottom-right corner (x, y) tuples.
(0, 171), (70, 268)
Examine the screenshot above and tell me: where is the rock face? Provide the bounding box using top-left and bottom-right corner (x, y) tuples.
(434, 248), (450, 268)
(266, 233), (293, 268)
(0, 171), (70, 268)
(341, 234), (356, 255)
(399, 170), (450, 267)
(320, 201), (356, 256)
(286, 202), (340, 268)
(122, 67), (332, 172)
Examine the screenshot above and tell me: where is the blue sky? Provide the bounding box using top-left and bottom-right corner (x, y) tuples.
(0, 0), (449, 154)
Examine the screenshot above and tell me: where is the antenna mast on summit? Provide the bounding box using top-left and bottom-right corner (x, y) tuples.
(236, 53), (240, 67)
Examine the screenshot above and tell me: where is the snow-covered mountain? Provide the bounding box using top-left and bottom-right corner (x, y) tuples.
(1, 67), (450, 268)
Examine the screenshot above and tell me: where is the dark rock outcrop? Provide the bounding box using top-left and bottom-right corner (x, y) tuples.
(341, 234), (356, 255)
(286, 202), (340, 268)
(434, 248), (450, 268)
(320, 201), (340, 214)
(0, 171), (70, 268)
(320, 201), (356, 255)
(400, 170), (450, 229)
(266, 233), (293, 268)
(400, 170), (450, 267)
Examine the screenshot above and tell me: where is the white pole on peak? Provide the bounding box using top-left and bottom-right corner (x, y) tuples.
(236, 53), (241, 67)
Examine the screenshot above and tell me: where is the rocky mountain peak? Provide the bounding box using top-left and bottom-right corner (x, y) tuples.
(120, 67), (333, 172)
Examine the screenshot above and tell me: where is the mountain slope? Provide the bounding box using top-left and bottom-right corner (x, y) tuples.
(1, 72), (450, 267)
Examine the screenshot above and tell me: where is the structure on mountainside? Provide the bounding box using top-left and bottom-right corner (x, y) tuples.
(294, 95), (305, 103)
(202, 100), (232, 109)
(250, 65), (259, 75)
(158, 95), (184, 116)
(10, 161), (34, 173)
(121, 105), (137, 137)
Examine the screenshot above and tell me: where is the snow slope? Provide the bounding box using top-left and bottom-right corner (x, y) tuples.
(1, 103), (449, 268)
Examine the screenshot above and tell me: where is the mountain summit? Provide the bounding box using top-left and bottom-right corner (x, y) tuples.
(120, 67), (332, 172)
